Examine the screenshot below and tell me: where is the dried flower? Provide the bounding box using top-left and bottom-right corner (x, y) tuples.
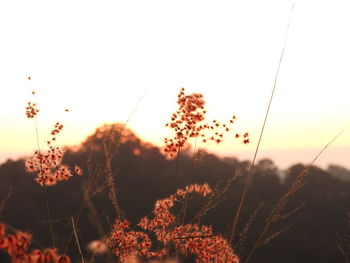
(108, 184), (239, 263)
(165, 88), (250, 157)
(25, 102), (39, 119)
(25, 99), (81, 186)
(0, 223), (71, 263)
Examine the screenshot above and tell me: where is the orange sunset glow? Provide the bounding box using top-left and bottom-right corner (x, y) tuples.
(0, 0), (349, 169)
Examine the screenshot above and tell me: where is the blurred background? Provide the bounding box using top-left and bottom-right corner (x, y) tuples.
(1, 0), (350, 262)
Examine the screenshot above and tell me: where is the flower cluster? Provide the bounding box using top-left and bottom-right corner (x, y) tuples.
(50, 122), (64, 141)
(25, 122), (82, 186)
(164, 88), (206, 156)
(107, 220), (166, 261)
(25, 102), (39, 119)
(164, 88), (250, 157)
(25, 92), (82, 186)
(0, 223), (71, 263)
(170, 224), (239, 263)
(137, 184), (212, 246)
(107, 183), (239, 263)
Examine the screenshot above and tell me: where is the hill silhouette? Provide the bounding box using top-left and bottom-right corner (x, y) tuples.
(0, 123), (349, 262)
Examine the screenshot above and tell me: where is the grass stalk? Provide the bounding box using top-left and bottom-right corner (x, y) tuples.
(35, 116), (56, 247)
(244, 126), (348, 263)
(0, 188), (12, 216)
(43, 185), (56, 247)
(181, 136), (198, 225)
(71, 216), (85, 263)
(64, 201), (87, 254)
(229, 1), (295, 243)
(103, 90), (147, 219)
(66, 92), (147, 253)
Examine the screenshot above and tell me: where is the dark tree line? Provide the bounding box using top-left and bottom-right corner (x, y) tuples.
(0, 123), (349, 262)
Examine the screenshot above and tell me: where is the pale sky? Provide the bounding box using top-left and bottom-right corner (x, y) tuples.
(0, 0), (349, 169)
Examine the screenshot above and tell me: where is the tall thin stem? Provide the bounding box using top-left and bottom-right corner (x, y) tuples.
(64, 201), (87, 254)
(181, 136), (198, 225)
(35, 116), (56, 247)
(175, 145), (182, 178)
(43, 186), (56, 247)
(71, 216), (85, 263)
(229, 1), (295, 242)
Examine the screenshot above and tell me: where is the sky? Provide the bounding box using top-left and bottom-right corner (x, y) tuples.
(0, 0), (349, 169)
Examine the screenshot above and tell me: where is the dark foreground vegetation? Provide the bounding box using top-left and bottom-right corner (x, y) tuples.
(0, 123), (350, 262)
